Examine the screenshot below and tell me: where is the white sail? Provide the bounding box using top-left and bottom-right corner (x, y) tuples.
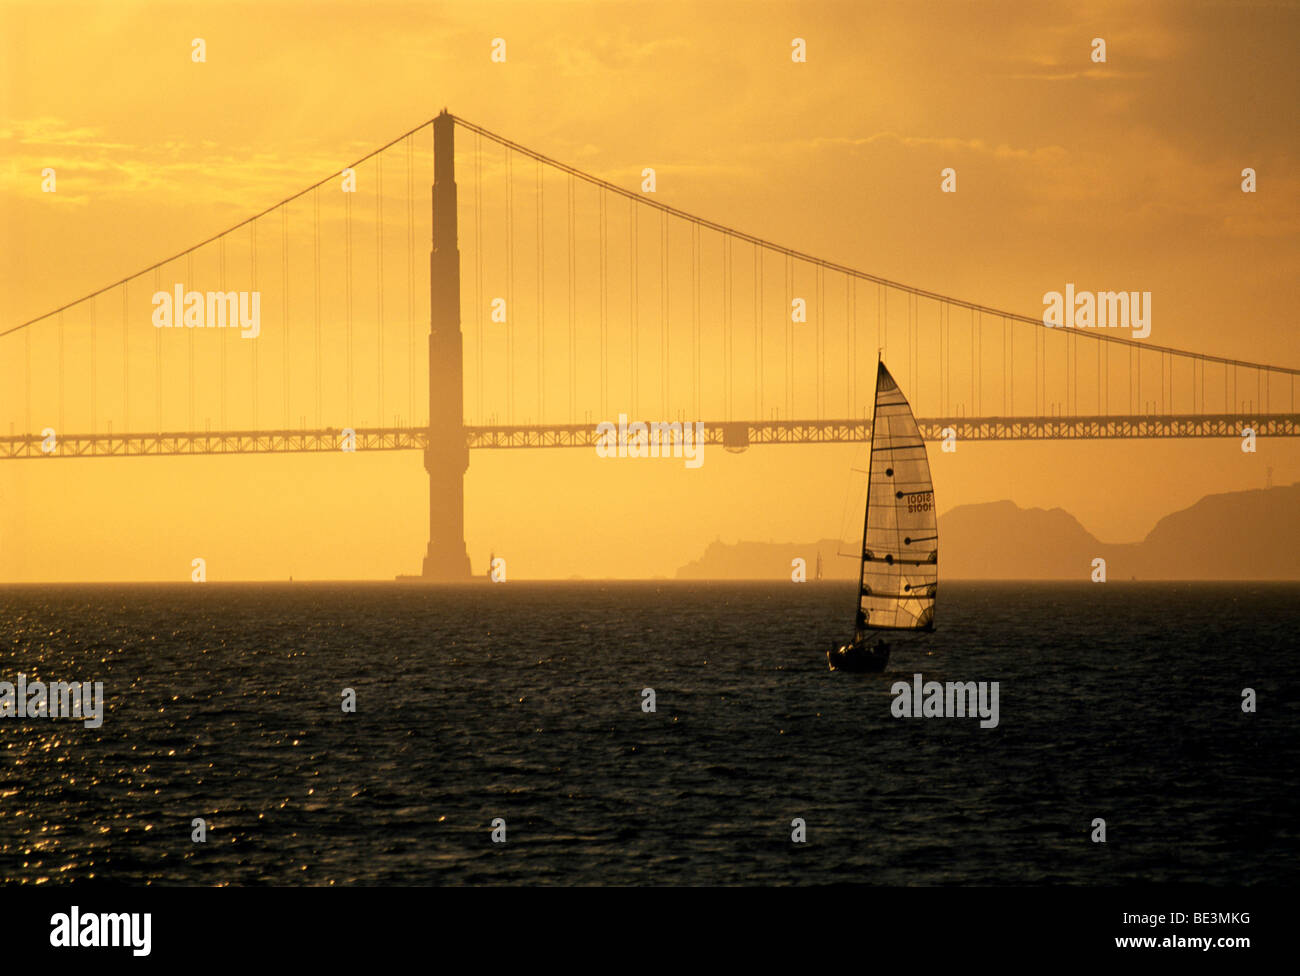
(856, 361), (937, 633)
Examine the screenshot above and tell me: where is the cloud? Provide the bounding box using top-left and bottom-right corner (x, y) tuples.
(807, 131), (1069, 164)
(999, 70), (1149, 82)
(0, 116), (377, 212)
(554, 31), (690, 76)
(3, 118), (133, 151)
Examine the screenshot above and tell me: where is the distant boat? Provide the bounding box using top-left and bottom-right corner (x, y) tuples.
(828, 359), (938, 672)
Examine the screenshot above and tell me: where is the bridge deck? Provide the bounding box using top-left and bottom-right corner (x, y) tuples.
(2, 414), (1296, 459)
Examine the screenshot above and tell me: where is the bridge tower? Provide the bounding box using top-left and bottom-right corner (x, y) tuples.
(421, 110), (472, 580)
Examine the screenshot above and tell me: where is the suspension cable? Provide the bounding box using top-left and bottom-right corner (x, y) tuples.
(447, 114), (1298, 379)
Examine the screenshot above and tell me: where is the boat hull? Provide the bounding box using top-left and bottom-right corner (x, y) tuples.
(827, 638), (891, 672)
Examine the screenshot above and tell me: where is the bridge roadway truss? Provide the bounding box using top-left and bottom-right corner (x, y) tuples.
(3, 413), (1298, 459)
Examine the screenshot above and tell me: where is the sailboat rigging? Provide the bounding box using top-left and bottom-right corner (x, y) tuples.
(828, 359), (938, 672)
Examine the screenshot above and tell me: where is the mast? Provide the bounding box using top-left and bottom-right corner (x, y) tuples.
(854, 353), (883, 639)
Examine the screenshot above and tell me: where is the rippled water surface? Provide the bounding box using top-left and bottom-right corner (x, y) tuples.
(1, 581), (1296, 885)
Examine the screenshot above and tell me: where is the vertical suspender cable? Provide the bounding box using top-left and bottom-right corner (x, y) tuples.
(220, 240), (228, 427)
(377, 154), (385, 426)
(186, 252), (194, 428)
(90, 296), (97, 432)
(122, 282), (129, 429)
(1064, 321), (1069, 413)
(725, 235), (732, 420)
(754, 245), (760, 420)
(599, 189), (607, 418)
(567, 173), (575, 424)
(598, 191), (608, 421)
(506, 147), (514, 423)
(630, 200), (637, 417)
(153, 269), (161, 430)
(941, 301), (951, 415)
(943, 302), (948, 415)
(313, 189), (321, 426)
(781, 250), (787, 419)
(815, 265), (823, 417)
(58, 309), (65, 433)
(251, 222), (258, 426)
(25, 328), (32, 437)
(692, 222), (700, 420)
(814, 265), (821, 417)
(407, 136), (415, 426)
(283, 204), (290, 428)
(346, 190), (353, 421)
(476, 133), (484, 424)
(733, 235), (739, 419)
(970, 307), (975, 415)
(849, 275), (854, 415)
(537, 160), (544, 422)
(758, 245), (764, 419)
(915, 292), (925, 410)
(663, 213), (669, 418)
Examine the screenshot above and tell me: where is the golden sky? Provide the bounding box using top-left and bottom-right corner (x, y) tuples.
(2, 0), (1298, 581)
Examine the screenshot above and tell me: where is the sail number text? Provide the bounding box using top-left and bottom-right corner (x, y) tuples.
(905, 491), (935, 514)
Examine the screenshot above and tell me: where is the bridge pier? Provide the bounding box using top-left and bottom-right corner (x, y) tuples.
(421, 110), (472, 581)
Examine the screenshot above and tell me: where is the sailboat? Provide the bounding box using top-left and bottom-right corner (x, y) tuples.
(828, 360), (938, 672)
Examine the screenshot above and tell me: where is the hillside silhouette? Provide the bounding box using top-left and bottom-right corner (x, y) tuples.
(675, 483), (1300, 581)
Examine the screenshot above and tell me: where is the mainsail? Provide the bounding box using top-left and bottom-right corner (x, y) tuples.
(856, 361), (937, 633)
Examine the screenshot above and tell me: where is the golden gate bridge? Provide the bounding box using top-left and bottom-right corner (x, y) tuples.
(2, 111), (1297, 577)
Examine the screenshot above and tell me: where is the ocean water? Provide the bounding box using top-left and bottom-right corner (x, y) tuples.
(1, 581), (1296, 886)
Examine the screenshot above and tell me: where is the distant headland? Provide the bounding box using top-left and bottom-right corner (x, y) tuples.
(675, 483), (1300, 582)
